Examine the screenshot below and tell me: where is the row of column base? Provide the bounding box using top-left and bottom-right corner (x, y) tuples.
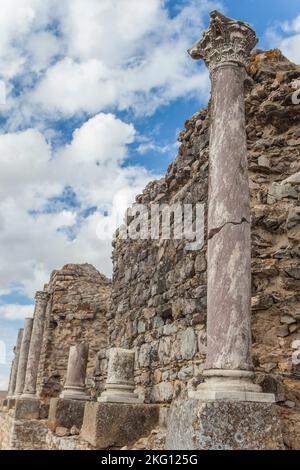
(1, 396), (284, 450)
(1, 363), (284, 450)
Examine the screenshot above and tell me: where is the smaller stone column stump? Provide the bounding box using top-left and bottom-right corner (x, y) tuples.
(81, 348), (159, 449)
(98, 348), (143, 404)
(48, 342), (90, 436)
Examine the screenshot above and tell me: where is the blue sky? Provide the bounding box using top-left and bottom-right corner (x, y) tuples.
(0, 0), (300, 389)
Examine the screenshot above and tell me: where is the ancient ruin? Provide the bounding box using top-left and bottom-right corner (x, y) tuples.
(0, 10), (300, 450)
(60, 343), (90, 401)
(7, 329), (23, 400)
(14, 319), (33, 398)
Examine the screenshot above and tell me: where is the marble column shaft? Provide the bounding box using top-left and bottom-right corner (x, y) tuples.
(22, 291), (49, 398)
(188, 11), (261, 394)
(14, 318), (34, 397)
(7, 329), (23, 398)
(7, 359), (14, 396)
(206, 63), (253, 371)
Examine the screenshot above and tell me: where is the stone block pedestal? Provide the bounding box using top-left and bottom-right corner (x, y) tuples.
(48, 398), (86, 433)
(81, 402), (159, 449)
(166, 399), (284, 450)
(14, 398), (41, 420)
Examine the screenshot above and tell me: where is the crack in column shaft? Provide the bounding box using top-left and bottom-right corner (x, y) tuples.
(208, 218), (250, 240)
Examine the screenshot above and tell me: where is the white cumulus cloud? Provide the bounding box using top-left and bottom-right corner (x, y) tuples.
(0, 113), (153, 298)
(0, 304), (34, 321)
(0, 0), (223, 312)
(266, 14), (300, 63)
(0, 0), (222, 125)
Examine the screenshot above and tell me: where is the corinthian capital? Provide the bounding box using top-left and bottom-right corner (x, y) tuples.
(188, 10), (258, 72)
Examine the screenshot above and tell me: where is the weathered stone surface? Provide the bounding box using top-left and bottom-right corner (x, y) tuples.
(206, 223), (253, 370)
(60, 343), (89, 401)
(22, 292), (49, 398)
(14, 398), (41, 420)
(15, 318), (33, 397)
(99, 348), (142, 403)
(278, 406), (300, 450)
(103, 48), (300, 422)
(7, 398), (16, 410)
(2, 44), (299, 450)
(0, 399), (7, 409)
(292, 340), (300, 366)
(55, 426), (69, 437)
(45, 429), (93, 450)
(0, 411), (48, 450)
(48, 398), (86, 433)
(150, 382), (174, 403)
(188, 11), (258, 72)
(7, 329), (23, 398)
(166, 399), (284, 450)
(189, 12), (262, 403)
(37, 264), (110, 399)
(81, 402), (159, 449)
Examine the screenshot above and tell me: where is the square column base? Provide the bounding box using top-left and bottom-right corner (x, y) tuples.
(14, 398), (41, 420)
(48, 398), (87, 433)
(81, 402), (159, 449)
(166, 399), (284, 450)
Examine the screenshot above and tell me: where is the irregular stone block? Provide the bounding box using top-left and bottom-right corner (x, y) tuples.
(150, 382), (174, 403)
(7, 398), (16, 410)
(81, 402), (159, 449)
(48, 398), (87, 433)
(14, 398), (40, 420)
(166, 399), (284, 450)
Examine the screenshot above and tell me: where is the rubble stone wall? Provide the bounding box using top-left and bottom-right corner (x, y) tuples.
(0, 410), (48, 450)
(36, 264), (111, 399)
(104, 50), (300, 416)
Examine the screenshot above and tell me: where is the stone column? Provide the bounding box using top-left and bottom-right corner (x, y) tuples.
(166, 12), (284, 450)
(14, 318), (34, 397)
(22, 291), (49, 399)
(6, 359), (14, 399)
(60, 343), (90, 400)
(99, 348), (143, 403)
(188, 11), (271, 399)
(7, 329), (23, 398)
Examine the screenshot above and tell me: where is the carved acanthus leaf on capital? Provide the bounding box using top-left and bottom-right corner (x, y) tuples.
(188, 10), (258, 72)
